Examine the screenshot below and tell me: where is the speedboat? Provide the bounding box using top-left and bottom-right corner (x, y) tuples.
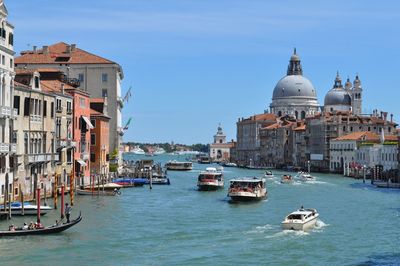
(281, 175), (294, 184)
(223, 162), (237, 167)
(281, 207), (319, 231)
(228, 177), (267, 202)
(0, 202), (52, 216)
(298, 172), (316, 181)
(153, 147), (166, 155)
(149, 172), (171, 185)
(264, 171), (274, 178)
(165, 161), (193, 171)
(197, 167), (224, 191)
(85, 183), (123, 191)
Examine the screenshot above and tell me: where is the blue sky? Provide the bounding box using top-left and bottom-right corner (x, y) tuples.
(7, 0), (400, 144)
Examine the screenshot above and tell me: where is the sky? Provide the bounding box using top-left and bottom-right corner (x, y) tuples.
(6, 0), (400, 144)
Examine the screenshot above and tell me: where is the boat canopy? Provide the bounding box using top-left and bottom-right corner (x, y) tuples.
(230, 178), (265, 183)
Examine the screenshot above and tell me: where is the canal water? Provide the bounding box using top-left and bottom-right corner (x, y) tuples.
(0, 154), (399, 266)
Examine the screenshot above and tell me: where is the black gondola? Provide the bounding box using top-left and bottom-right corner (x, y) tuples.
(0, 212), (82, 237)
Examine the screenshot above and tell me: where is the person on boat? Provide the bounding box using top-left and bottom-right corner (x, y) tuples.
(22, 223), (28, 230)
(8, 224), (16, 231)
(65, 203), (72, 223)
(28, 222), (35, 230)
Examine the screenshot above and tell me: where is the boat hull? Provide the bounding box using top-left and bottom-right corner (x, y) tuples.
(197, 183), (224, 191)
(282, 216), (318, 231)
(76, 189), (119, 196)
(228, 190), (267, 202)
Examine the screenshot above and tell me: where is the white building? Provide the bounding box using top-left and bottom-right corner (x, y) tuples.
(0, 1), (16, 204)
(209, 125), (233, 162)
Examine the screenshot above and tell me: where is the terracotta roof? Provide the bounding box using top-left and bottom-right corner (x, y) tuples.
(253, 113), (277, 121)
(15, 42), (116, 65)
(263, 123), (280, 130)
(90, 98), (105, 103)
(14, 81), (30, 89)
(40, 80), (75, 94)
(90, 109), (103, 116)
(333, 131), (398, 142)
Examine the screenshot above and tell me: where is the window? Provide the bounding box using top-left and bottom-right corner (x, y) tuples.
(9, 58), (12, 68)
(8, 32), (13, 46)
(13, 95), (20, 115)
(102, 89), (108, 97)
(56, 118), (61, 138)
(102, 73), (108, 82)
(91, 119), (96, 128)
(67, 101), (72, 113)
(23, 97), (30, 116)
(43, 133), (47, 153)
(90, 153), (96, 162)
(51, 102), (54, 118)
(43, 100), (47, 117)
(34, 76), (39, 88)
(1, 55), (5, 65)
(80, 98), (85, 108)
(91, 133), (96, 146)
(78, 73), (84, 82)
(56, 98), (62, 112)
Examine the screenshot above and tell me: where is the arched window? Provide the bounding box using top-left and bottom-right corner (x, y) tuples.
(295, 111), (298, 119)
(278, 111), (282, 117)
(301, 111), (306, 119)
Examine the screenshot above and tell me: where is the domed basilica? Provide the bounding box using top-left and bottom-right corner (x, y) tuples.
(269, 49), (363, 118)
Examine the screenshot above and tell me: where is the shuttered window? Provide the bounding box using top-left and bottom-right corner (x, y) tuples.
(23, 97), (30, 116)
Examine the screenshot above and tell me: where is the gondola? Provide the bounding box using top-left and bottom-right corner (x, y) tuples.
(0, 212), (82, 237)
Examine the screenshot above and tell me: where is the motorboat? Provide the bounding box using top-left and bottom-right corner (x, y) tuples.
(298, 172), (316, 181)
(85, 183), (123, 191)
(0, 202), (52, 216)
(223, 162), (237, 167)
(153, 147), (166, 155)
(198, 156), (212, 164)
(113, 178), (144, 187)
(165, 161), (193, 171)
(0, 212), (82, 236)
(149, 172), (171, 185)
(281, 207), (319, 231)
(281, 175), (294, 184)
(197, 167), (224, 191)
(264, 171), (274, 178)
(131, 146), (145, 155)
(228, 177), (267, 202)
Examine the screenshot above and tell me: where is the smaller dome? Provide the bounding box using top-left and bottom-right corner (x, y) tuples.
(324, 88), (352, 106)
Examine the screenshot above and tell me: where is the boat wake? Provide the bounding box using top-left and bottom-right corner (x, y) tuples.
(265, 229), (310, 239)
(313, 219), (329, 230)
(246, 224), (276, 234)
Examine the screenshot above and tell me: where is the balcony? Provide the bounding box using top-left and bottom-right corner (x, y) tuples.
(56, 106), (63, 113)
(66, 108), (73, 115)
(0, 143), (9, 153)
(81, 153), (90, 161)
(30, 115), (42, 123)
(26, 153), (59, 164)
(56, 139), (68, 149)
(0, 106), (18, 119)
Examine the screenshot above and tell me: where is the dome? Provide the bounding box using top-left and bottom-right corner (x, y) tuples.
(272, 75), (317, 100)
(324, 88), (352, 106)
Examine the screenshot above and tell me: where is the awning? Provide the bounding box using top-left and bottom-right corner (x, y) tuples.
(77, 159), (87, 166)
(82, 116), (94, 129)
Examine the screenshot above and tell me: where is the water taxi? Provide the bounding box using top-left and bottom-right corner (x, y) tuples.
(165, 161), (193, 171)
(197, 167), (224, 191)
(222, 162), (237, 167)
(264, 171), (274, 178)
(228, 177), (267, 202)
(0, 202), (52, 216)
(298, 172), (316, 181)
(198, 156), (212, 164)
(281, 207), (319, 231)
(281, 175), (294, 184)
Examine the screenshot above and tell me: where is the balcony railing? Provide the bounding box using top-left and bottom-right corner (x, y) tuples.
(56, 106), (63, 113)
(0, 143), (9, 153)
(26, 153), (60, 163)
(81, 153), (90, 161)
(0, 106), (18, 119)
(30, 115), (42, 123)
(66, 108), (73, 115)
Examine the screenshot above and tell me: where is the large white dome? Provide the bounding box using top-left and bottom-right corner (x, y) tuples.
(273, 75), (317, 100)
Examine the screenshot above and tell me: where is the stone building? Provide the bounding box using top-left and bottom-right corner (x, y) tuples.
(270, 49), (320, 119)
(90, 98), (110, 179)
(234, 113), (276, 166)
(209, 125), (234, 162)
(0, 1), (15, 204)
(14, 70), (58, 200)
(15, 42), (124, 165)
(39, 69), (75, 191)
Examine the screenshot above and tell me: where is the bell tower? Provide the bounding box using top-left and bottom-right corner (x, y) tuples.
(352, 75), (362, 115)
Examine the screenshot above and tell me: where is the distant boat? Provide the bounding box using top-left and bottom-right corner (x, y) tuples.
(281, 175), (294, 184)
(197, 167), (224, 191)
(264, 171), (274, 179)
(222, 162), (237, 167)
(228, 177), (267, 202)
(76, 189), (120, 196)
(281, 207), (319, 231)
(154, 147), (166, 155)
(0, 202), (52, 216)
(198, 156), (212, 164)
(131, 146), (145, 155)
(297, 172), (316, 182)
(165, 161), (193, 171)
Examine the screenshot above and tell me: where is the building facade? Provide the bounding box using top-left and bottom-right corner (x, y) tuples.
(14, 70), (57, 200)
(209, 125), (233, 162)
(15, 42), (124, 164)
(90, 98), (110, 180)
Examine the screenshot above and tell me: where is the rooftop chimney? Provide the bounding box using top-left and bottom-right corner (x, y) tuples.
(61, 83), (65, 95)
(390, 114), (393, 123)
(65, 45), (71, 53)
(71, 44), (76, 51)
(42, 46), (49, 54)
(33, 46), (37, 53)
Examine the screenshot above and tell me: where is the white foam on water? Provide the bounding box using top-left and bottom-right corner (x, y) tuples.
(265, 229), (309, 239)
(246, 224), (276, 234)
(314, 219), (329, 230)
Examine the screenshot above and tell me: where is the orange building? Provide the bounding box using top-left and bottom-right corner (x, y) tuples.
(90, 98), (110, 179)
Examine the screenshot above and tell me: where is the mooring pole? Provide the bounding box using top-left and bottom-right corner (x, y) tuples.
(36, 188), (41, 224)
(61, 185), (65, 219)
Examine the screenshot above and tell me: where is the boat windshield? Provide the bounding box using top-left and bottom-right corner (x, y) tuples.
(198, 174), (218, 181)
(287, 214), (303, 220)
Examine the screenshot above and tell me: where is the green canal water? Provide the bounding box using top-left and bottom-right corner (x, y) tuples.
(0, 154), (399, 266)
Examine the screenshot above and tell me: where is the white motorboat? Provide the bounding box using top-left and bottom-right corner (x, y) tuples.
(298, 172), (316, 181)
(84, 183), (123, 191)
(197, 167), (224, 191)
(223, 162), (237, 167)
(281, 207), (319, 231)
(153, 147), (166, 155)
(264, 171), (274, 178)
(165, 160), (193, 171)
(131, 146), (145, 155)
(228, 177), (267, 202)
(281, 175), (294, 184)
(0, 202), (52, 216)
